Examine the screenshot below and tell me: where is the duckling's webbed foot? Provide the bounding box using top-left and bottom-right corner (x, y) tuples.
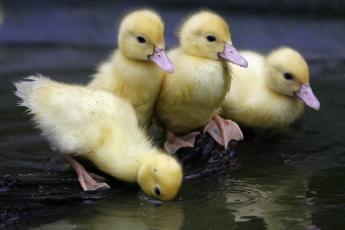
(164, 130), (200, 154)
(64, 155), (110, 191)
(204, 115), (243, 149)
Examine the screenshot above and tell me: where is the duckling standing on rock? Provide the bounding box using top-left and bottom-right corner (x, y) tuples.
(221, 47), (320, 129)
(14, 76), (183, 201)
(89, 10), (174, 128)
(155, 11), (248, 154)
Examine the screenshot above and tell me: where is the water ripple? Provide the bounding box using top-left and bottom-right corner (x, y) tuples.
(223, 179), (271, 222)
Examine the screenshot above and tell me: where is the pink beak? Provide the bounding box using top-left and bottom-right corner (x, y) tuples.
(218, 43), (248, 68)
(295, 84), (320, 110)
(148, 46), (175, 73)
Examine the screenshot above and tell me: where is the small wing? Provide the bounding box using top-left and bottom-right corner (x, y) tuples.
(14, 75), (135, 155)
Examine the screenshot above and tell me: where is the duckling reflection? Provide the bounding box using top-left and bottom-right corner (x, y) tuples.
(224, 170), (313, 229)
(33, 197), (184, 230)
(137, 200), (184, 230)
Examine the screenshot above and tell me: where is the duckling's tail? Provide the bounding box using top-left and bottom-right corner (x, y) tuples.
(14, 74), (51, 107)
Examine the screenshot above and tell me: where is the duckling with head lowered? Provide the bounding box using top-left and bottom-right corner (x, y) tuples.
(14, 76), (183, 201)
(221, 47), (320, 129)
(89, 9), (174, 128)
(155, 11), (248, 154)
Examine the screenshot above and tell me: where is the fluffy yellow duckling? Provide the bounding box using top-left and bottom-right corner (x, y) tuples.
(89, 9), (174, 128)
(221, 47), (320, 129)
(14, 75), (182, 201)
(155, 11), (248, 153)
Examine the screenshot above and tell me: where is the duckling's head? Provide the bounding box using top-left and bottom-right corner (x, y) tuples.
(118, 10), (174, 72)
(266, 47), (320, 110)
(179, 10), (247, 67)
(138, 152), (183, 201)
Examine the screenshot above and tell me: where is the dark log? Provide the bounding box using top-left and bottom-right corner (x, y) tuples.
(176, 133), (239, 180)
(0, 171), (137, 229)
(0, 132), (238, 229)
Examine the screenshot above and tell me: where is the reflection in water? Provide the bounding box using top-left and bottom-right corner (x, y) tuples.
(224, 177), (312, 230)
(33, 196), (184, 230)
(220, 139), (318, 230)
(224, 180), (271, 222)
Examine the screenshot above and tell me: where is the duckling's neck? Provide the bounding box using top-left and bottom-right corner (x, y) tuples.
(222, 60), (232, 95)
(117, 50), (157, 70)
(114, 50), (162, 126)
(85, 128), (156, 182)
(265, 67), (277, 93)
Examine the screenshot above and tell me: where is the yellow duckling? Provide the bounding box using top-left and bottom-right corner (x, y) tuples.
(155, 11), (248, 153)
(89, 9), (174, 128)
(221, 47), (320, 129)
(14, 75), (182, 201)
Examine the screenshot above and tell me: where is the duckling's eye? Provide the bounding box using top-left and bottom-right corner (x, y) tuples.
(206, 35), (216, 42)
(155, 187), (161, 196)
(137, 36), (146, 44)
(283, 73), (294, 80)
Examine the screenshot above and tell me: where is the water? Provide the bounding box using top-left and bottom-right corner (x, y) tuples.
(1, 2), (345, 229)
(1, 56), (344, 230)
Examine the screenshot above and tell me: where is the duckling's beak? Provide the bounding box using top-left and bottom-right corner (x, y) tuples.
(218, 43), (248, 68)
(148, 47), (175, 73)
(295, 84), (320, 110)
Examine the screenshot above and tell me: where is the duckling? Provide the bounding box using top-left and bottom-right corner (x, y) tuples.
(155, 11), (248, 153)
(14, 75), (183, 201)
(89, 9), (174, 128)
(221, 47), (320, 129)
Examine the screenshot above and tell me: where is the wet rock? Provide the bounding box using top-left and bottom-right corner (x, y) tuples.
(175, 132), (239, 180)
(0, 171), (135, 228)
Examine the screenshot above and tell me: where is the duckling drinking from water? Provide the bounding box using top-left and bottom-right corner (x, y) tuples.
(14, 76), (183, 201)
(89, 9), (174, 128)
(155, 10), (248, 153)
(221, 47), (320, 129)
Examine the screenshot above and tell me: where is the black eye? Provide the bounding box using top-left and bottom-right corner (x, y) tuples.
(137, 36), (146, 43)
(283, 73), (294, 80)
(206, 35), (216, 42)
(155, 187), (161, 196)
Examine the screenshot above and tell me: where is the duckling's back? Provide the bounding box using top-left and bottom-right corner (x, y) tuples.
(14, 75), (138, 155)
(222, 51), (273, 125)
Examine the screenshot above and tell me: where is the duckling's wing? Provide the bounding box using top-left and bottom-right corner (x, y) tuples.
(14, 75), (131, 155)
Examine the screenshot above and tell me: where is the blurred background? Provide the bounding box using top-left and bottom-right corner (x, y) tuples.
(1, 0), (345, 75)
(0, 0), (345, 230)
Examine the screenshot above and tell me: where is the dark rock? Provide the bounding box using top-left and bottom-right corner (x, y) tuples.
(176, 132), (239, 180)
(0, 133), (239, 228)
(0, 171), (135, 229)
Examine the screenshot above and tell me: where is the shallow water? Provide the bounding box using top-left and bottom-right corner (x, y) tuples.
(1, 2), (345, 229)
(0, 55), (344, 229)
